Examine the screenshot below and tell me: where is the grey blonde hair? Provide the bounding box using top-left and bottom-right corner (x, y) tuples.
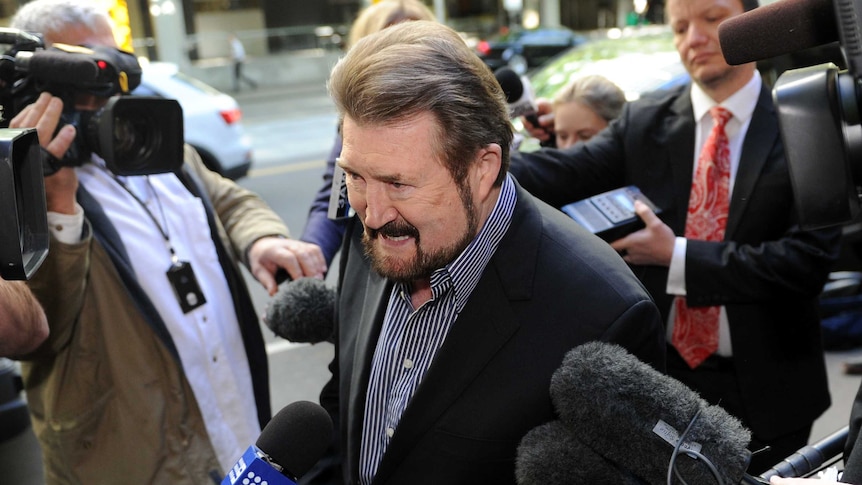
(11, 0), (111, 45)
(553, 75), (626, 123)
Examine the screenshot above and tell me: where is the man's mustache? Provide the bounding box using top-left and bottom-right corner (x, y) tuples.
(366, 220), (420, 240)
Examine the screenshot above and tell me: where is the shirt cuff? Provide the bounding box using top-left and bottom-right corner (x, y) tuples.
(666, 236), (687, 296)
(47, 203), (85, 245)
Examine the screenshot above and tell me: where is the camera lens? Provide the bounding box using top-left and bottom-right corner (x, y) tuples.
(88, 96), (184, 175)
(111, 111), (161, 172)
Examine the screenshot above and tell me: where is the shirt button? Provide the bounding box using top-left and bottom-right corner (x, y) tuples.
(403, 358), (413, 369)
(386, 427), (395, 438)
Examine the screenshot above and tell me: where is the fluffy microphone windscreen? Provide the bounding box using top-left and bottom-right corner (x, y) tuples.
(256, 400), (333, 479)
(718, 0), (837, 65)
(516, 420), (647, 485)
(265, 277), (335, 344)
(494, 66), (525, 103)
(551, 342), (752, 484)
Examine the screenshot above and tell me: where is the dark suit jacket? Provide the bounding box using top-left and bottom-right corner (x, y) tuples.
(308, 181), (666, 484)
(509, 83), (842, 441)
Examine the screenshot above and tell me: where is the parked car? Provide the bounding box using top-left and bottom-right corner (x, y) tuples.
(513, 26), (688, 152)
(528, 26), (689, 103)
(133, 61), (253, 180)
(475, 26), (587, 75)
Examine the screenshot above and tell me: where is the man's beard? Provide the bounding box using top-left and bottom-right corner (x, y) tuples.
(361, 186), (479, 284)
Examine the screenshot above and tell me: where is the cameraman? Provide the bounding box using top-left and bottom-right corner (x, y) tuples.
(8, 1), (326, 483)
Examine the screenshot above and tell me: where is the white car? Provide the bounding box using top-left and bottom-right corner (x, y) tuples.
(133, 61), (253, 180)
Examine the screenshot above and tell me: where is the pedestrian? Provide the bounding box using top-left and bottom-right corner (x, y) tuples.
(229, 32), (257, 92)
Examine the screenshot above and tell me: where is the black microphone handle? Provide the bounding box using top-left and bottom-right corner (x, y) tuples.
(741, 473), (770, 484)
(760, 426), (850, 480)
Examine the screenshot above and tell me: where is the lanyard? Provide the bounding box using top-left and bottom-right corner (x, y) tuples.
(110, 173), (180, 265)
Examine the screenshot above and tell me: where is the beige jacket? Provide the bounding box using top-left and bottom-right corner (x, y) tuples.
(21, 146), (288, 484)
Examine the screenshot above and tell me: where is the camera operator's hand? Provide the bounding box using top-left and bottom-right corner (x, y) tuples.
(10, 92), (78, 215)
(521, 98), (555, 145)
(248, 236), (327, 296)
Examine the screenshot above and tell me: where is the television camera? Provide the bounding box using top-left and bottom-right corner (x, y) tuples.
(718, 0), (862, 231)
(0, 27), (184, 280)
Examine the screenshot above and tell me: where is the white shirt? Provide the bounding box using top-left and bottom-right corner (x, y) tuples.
(48, 160), (260, 471)
(665, 70), (762, 356)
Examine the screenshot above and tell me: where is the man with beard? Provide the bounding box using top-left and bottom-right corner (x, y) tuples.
(302, 20), (666, 485)
(511, 0), (842, 474)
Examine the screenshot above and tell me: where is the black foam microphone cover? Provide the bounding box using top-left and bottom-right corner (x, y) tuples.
(265, 277), (335, 344)
(551, 342), (752, 484)
(516, 420), (647, 485)
(256, 400), (333, 480)
(718, 0), (837, 65)
(21, 50), (103, 85)
(495, 66), (526, 103)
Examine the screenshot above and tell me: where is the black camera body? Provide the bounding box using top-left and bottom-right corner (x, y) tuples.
(0, 28), (184, 176)
(0, 28), (185, 279)
(719, 0), (862, 231)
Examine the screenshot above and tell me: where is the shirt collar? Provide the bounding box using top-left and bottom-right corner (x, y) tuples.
(691, 69), (761, 124)
(395, 174), (517, 314)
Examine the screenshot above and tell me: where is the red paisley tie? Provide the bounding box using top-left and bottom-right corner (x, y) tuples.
(672, 106), (733, 369)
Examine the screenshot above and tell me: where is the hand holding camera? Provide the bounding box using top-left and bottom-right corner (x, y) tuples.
(10, 92), (77, 214)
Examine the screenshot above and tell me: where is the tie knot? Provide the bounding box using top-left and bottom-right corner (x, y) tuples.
(710, 106), (732, 127)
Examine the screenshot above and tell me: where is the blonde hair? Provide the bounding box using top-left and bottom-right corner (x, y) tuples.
(552, 75), (626, 123)
(347, 0), (436, 49)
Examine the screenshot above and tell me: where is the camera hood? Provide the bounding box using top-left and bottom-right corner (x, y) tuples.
(0, 128), (47, 280)
(774, 63), (862, 230)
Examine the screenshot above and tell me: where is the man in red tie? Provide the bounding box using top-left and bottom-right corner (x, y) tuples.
(510, 0), (842, 474)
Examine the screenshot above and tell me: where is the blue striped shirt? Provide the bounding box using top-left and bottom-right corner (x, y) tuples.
(358, 175), (517, 484)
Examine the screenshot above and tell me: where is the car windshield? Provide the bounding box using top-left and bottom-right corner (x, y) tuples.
(529, 26), (687, 101)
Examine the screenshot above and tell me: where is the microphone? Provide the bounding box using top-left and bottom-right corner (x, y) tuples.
(264, 277), (335, 344)
(516, 341), (758, 484)
(516, 420), (648, 484)
(222, 400), (333, 485)
(760, 425), (849, 480)
(494, 66), (541, 125)
(718, 0), (837, 65)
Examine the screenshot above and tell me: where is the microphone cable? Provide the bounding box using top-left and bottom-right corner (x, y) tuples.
(666, 409), (726, 485)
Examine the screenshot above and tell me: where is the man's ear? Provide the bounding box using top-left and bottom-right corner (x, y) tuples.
(473, 143), (502, 201)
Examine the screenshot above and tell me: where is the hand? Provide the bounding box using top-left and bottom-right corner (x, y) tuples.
(10, 92), (78, 214)
(610, 200), (675, 266)
(248, 237), (327, 296)
(522, 98), (555, 143)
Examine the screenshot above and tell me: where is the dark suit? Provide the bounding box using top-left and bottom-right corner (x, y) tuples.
(308, 181), (666, 484)
(509, 83), (842, 464)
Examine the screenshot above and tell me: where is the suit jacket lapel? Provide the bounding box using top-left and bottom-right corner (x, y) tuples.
(346, 263), (391, 481)
(372, 274), (521, 483)
(654, 88), (697, 234)
(726, 84), (777, 237)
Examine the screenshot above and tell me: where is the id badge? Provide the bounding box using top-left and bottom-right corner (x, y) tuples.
(166, 261), (206, 313)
